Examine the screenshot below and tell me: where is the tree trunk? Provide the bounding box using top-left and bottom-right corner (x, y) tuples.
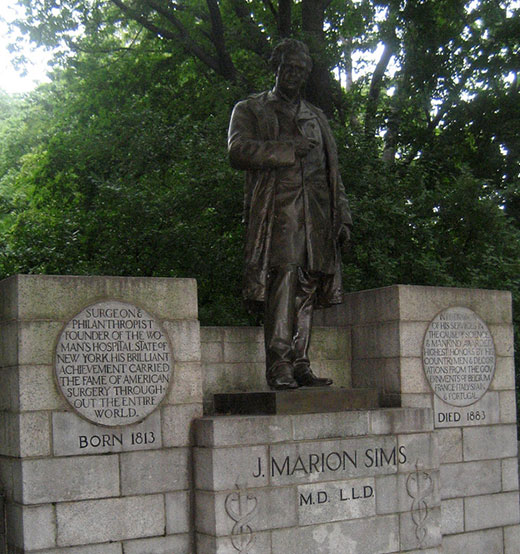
(301, 0), (334, 116)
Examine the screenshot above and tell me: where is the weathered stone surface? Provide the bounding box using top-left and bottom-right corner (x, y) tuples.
(18, 411), (51, 457)
(400, 321), (429, 358)
(440, 460), (502, 499)
(18, 365), (65, 412)
(433, 392), (500, 428)
(164, 361), (202, 405)
(196, 530), (271, 554)
(400, 357), (431, 394)
(165, 491), (191, 534)
(0, 413), (46, 457)
(443, 528), (503, 554)
(488, 323), (514, 357)
(397, 432), (439, 472)
(19, 321), (63, 366)
(499, 390), (517, 423)
(465, 491), (520, 531)
(490, 356), (515, 391)
(441, 498), (464, 535)
(369, 408), (433, 435)
(196, 487), (296, 536)
(6, 503), (55, 550)
(463, 424), (518, 461)
(120, 448), (189, 495)
(400, 393), (433, 410)
(397, 286), (512, 324)
(400, 506), (441, 551)
(8, 274), (197, 321)
(161, 403), (202, 447)
(0, 322), (17, 368)
(53, 411), (162, 456)
(123, 534), (191, 554)
(194, 445), (269, 490)
(21, 456), (120, 504)
(223, 339), (265, 363)
(436, 428), (463, 463)
(291, 411), (369, 440)
(56, 494), (164, 546)
(195, 415), (292, 447)
(375, 471), (440, 515)
(504, 524), (520, 554)
(163, 319), (200, 362)
(352, 321), (400, 359)
(271, 514), (399, 554)
(501, 457), (520, 492)
(297, 478), (376, 525)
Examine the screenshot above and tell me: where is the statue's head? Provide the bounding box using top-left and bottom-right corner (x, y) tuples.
(270, 39), (312, 98)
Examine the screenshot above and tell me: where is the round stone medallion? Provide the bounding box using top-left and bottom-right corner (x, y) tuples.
(422, 307), (495, 407)
(55, 300), (173, 426)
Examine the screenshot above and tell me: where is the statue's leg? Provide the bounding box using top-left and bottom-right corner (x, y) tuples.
(292, 269), (333, 387)
(264, 265), (299, 389)
(292, 268), (319, 368)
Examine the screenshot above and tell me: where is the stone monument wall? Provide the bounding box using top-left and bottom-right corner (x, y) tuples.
(317, 285), (520, 553)
(0, 275), (203, 554)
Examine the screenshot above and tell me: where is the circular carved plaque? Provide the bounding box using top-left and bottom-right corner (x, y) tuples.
(422, 307), (495, 407)
(55, 301), (173, 426)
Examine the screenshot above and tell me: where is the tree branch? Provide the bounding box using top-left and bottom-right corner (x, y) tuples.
(364, 41), (395, 138)
(229, 0), (271, 58)
(109, 0), (222, 74)
(205, 0), (237, 80)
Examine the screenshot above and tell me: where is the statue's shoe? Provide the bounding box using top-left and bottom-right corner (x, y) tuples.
(267, 364), (299, 390)
(294, 365), (333, 387)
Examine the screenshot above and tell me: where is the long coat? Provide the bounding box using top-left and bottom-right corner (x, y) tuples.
(228, 90), (352, 307)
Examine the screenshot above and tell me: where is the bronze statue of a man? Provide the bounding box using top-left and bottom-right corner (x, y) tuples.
(228, 39), (352, 390)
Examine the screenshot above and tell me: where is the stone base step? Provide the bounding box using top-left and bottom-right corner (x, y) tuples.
(213, 387), (380, 415)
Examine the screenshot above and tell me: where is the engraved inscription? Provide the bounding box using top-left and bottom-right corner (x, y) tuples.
(55, 301), (173, 426)
(423, 307), (495, 407)
(297, 479), (376, 525)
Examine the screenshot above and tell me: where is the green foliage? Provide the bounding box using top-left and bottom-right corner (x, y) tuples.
(1, 0), (519, 342)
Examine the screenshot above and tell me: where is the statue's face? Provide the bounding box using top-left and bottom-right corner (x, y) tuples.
(275, 52), (309, 97)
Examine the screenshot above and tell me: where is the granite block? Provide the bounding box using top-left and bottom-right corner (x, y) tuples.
(463, 424), (518, 461)
(465, 491), (520, 531)
(443, 528), (503, 554)
(271, 514), (399, 554)
(441, 498), (464, 535)
(165, 490), (191, 534)
(20, 456), (120, 504)
(120, 448), (189, 495)
(195, 415), (292, 447)
(161, 403), (203, 447)
(440, 460), (502, 499)
(56, 495), (164, 546)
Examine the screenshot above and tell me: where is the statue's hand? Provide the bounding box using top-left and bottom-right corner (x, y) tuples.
(338, 224), (351, 254)
(293, 136), (313, 158)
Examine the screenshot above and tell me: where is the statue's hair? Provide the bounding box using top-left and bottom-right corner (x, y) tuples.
(269, 39), (313, 73)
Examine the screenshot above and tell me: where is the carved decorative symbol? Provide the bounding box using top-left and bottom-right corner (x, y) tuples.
(406, 460), (433, 547)
(224, 479), (258, 553)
